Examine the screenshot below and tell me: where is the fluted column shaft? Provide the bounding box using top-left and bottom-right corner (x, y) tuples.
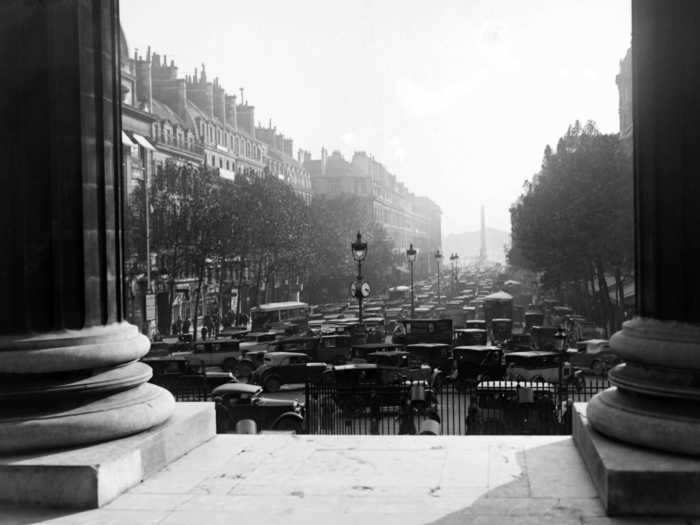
(587, 0), (700, 455)
(0, 0), (172, 454)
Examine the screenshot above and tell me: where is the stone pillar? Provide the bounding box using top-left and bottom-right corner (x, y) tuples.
(0, 0), (173, 453)
(587, 0), (700, 456)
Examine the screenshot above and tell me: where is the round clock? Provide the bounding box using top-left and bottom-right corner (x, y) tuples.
(361, 281), (371, 298)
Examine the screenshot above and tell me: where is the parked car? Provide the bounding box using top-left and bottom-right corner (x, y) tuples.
(363, 316), (387, 343)
(349, 343), (404, 363)
(251, 352), (328, 393)
(366, 350), (433, 383)
(405, 342), (454, 382)
(392, 318), (453, 345)
(465, 320), (487, 331)
(490, 318), (513, 345)
(568, 339), (619, 375)
(470, 381), (560, 434)
(213, 383), (305, 433)
(170, 339), (242, 371)
(454, 328), (488, 347)
(530, 326), (560, 351)
(503, 333), (533, 353)
(505, 351), (584, 390)
(143, 356), (236, 396)
(453, 345), (505, 389)
(322, 363), (433, 412)
(266, 334), (351, 364)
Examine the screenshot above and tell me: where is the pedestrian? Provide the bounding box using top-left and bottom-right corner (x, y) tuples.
(201, 325), (209, 341)
(175, 317), (183, 336)
(466, 396), (481, 435)
(398, 398), (416, 435)
(369, 391), (381, 435)
(183, 317), (191, 335)
(321, 395), (335, 434)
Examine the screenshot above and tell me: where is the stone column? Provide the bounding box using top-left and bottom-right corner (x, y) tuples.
(0, 0), (173, 453)
(587, 0), (700, 456)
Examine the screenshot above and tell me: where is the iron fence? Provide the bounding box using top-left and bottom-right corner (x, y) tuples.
(304, 375), (610, 436)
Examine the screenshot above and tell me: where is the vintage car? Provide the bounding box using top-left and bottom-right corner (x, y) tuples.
(349, 343), (404, 363)
(503, 333), (534, 353)
(392, 318), (453, 345)
(322, 363), (433, 412)
(213, 383), (305, 433)
(405, 342), (453, 375)
(530, 326), (560, 351)
(170, 339), (242, 371)
(250, 351), (328, 393)
(454, 328), (488, 347)
(143, 356), (236, 397)
(219, 326), (250, 339)
(453, 345), (505, 389)
(470, 381), (560, 434)
(524, 311), (545, 333)
(465, 319), (487, 331)
(568, 339), (619, 375)
(237, 331), (279, 352)
(266, 334), (351, 364)
(366, 350), (433, 383)
(490, 318), (513, 345)
(363, 316), (387, 343)
(504, 351), (585, 390)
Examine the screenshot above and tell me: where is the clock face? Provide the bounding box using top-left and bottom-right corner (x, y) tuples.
(361, 282), (371, 298)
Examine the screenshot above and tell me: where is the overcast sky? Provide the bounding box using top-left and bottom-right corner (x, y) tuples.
(122, 0), (631, 236)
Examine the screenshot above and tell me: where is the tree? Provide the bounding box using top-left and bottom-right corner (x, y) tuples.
(509, 121), (633, 332)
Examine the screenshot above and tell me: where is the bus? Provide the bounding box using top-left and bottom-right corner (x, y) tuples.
(250, 301), (310, 332)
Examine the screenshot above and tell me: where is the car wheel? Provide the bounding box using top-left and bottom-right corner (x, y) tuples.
(274, 416), (303, 434)
(264, 377), (281, 393)
(591, 360), (604, 376)
(222, 358), (236, 372)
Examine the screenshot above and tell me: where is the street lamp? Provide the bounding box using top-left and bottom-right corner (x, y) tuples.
(406, 243), (417, 318)
(434, 249), (443, 305)
(351, 232), (369, 323)
(449, 252), (459, 297)
(554, 326), (568, 404)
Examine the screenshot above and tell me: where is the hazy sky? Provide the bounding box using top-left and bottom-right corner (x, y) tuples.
(122, 0), (631, 236)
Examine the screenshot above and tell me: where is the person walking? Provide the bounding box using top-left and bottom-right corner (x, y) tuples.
(398, 398), (416, 435)
(369, 391), (381, 435)
(201, 324), (209, 341)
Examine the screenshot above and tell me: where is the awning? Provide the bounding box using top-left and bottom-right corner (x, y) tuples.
(131, 133), (156, 151)
(121, 131), (135, 147)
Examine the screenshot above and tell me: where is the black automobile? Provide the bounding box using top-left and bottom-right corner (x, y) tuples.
(404, 343), (454, 388)
(213, 382), (305, 433)
(366, 350), (433, 383)
(266, 334), (351, 365)
(322, 363), (433, 412)
(503, 333), (534, 353)
(453, 328), (488, 347)
(392, 318), (453, 345)
(349, 343), (404, 363)
(251, 352), (328, 393)
(453, 345), (505, 390)
(143, 356), (236, 398)
(490, 318), (513, 345)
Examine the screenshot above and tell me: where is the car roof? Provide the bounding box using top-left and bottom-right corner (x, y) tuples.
(252, 301), (308, 311)
(455, 328), (487, 333)
(454, 345), (499, 351)
(265, 351), (308, 358)
(492, 318), (512, 323)
(352, 343), (403, 349)
(406, 343), (451, 348)
(368, 350), (409, 357)
(333, 363), (379, 371)
(506, 350), (560, 358)
(212, 383), (262, 395)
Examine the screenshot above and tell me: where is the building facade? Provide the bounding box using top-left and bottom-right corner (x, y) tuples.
(616, 47), (633, 156)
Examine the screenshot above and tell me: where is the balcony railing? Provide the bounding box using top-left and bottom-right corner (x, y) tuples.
(151, 135), (204, 155)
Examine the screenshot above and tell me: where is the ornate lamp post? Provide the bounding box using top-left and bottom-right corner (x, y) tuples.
(351, 232), (369, 323)
(554, 326), (568, 404)
(406, 243), (417, 318)
(435, 249), (443, 305)
(449, 253), (459, 296)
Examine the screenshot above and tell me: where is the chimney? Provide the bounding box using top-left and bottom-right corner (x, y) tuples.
(283, 138), (293, 157)
(213, 79), (226, 126)
(134, 57), (152, 111)
(321, 147), (328, 174)
(225, 94), (238, 130)
(236, 103), (255, 136)
(187, 74), (214, 118)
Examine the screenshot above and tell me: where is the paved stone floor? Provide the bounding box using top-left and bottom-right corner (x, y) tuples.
(0, 434), (694, 524)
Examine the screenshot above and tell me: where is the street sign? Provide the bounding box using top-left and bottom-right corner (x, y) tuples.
(145, 293), (156, 321)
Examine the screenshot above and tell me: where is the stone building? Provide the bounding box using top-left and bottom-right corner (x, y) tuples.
(257, 123), (312, 203)
(304, 148), (442, 268)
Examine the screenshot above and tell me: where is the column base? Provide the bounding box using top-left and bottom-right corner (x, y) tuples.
(0, 402), (215, 509)
(574, 402), (700, 517)
(0, 383), (175, 454)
